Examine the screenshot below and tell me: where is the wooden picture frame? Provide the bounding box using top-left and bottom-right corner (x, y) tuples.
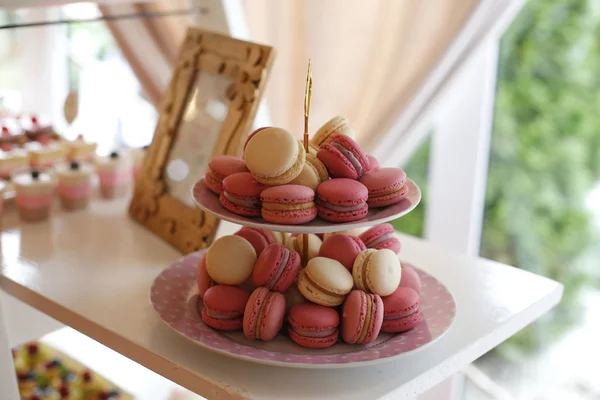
(129, 28), (274, 253)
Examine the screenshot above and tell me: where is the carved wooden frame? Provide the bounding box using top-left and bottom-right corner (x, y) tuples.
(129, 28), (274, 253)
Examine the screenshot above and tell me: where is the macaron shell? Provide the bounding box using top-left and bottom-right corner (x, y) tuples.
(360, 224), (401, 254)
(288, 303), (340, 332)
(196, 254), (215, 298)
(359, 168), (408, 207)
(288, 328), (338, 349)
(261, 184), (317, 224)
(370, 236), (401, 254)
(366, 155), (380, 171)
(381, 286), (421, 333)
(243, 127), (270, 157)
(341, 290), (383, 344)
(253, 244), (301, 292)
(305, 257), (353, 295)
(317, 178), (368, 206)
(203, 285), (250, 317)
(311, 116), (355, 146)
(318, 144), (359, 180)
(244, 288), (286, 341)
(222, 172), (268, 198)
(221, 172), (267, 216)
(206, 235), (256, 285)
(319, 234), (366, 271)
(208, 155), (249, 180)
(245, 128), (306, 184)
(220, 192), (260, 217)
(399, 263), (422, 294)
(367, 183), (409, 208)
(364, 249), (401, 296)
(381, 309), (421, 333)
(297, 269), (345, 307)
(262, 207), (317, 224)
(234, 227), (274, 256)
(382, 286), (420, 318)
(204, 172), (224, 194)
(317, 203), (368, 223)
(352, 249), (376, 292)
(201, 307), (244, 331)
(360, 168), (407, 194)
(290, 153), (329, 190)
(287, 303), (339, 348)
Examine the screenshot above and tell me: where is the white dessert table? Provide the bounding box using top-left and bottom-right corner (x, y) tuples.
(0, 196), (563, 399)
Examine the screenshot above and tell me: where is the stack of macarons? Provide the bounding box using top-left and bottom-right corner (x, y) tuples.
(203, 117), (410, 225)
(196, 224), (423, 349)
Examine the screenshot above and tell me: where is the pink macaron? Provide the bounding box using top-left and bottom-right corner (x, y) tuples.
(318, 234), (366, 271)
(253, 243), (301, 292)
(359, 168), (409, 208)
(220, 172), (268, 217)
(205, 155), (249, 194)
(399, 263), (422, 294)
(288, 303), (339, 349)
(381, 287), (420, 333)
(243, 287), (286, 341)
(317, 134), (370, 180)
(201, 285), (250, 331)
(316, 178), (368, 222)
(260, 184), (317, 224)
(366, 155), (380, 171)
(341, 290), (384, 344)
(234, 227), (275, 256)
(359, 223), (401, 254)
(196, 254), (215, 298)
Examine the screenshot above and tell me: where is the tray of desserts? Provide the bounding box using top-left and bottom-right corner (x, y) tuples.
(13, 341), (130, 399)
(192, 119), (421, 233)
(150, 226), (456, 368)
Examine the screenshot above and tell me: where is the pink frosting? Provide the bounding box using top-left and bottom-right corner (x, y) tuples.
(98, 170), (132, 186)
(58, 182), (92, 199)
(16, 193), (52, 210)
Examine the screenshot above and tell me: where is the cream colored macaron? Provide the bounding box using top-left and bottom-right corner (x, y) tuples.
(297, 257), (353, 306)
(245, 127), (306, 185)
(285, 233), (322, 265)
(311, 116), (356, 147)
(290, 153), (329, 190)
(267, 230), (288, 245)
(352, 248), (401, 296)
(206, 235), (257, 285)
(323, 227), (367, 240)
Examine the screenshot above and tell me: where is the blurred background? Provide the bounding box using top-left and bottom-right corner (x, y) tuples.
(1, 0), (599, 399)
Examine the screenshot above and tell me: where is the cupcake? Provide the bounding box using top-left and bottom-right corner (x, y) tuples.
(64, 134), (97, 163)
(27, 138), (66, 168)
(14, 169), (55, 222)
(56, 161), (93, 211)
(0, 146), (28, 179)
(96, 151), (132, 199)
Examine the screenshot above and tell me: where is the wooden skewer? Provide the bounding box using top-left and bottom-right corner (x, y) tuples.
(302, 60), (312, 264)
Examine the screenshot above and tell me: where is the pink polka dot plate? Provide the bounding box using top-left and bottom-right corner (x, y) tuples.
(150, 250), (456, 368)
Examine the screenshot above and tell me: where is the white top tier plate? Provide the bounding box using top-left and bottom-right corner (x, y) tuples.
(191, 178), (421, 234)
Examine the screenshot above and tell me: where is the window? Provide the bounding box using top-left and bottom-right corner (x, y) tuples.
(467, 0), (600, 398)
(390, 136), (431, 238)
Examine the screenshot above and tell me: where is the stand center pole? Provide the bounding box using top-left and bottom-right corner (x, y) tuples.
(302, 60), (313, 265)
